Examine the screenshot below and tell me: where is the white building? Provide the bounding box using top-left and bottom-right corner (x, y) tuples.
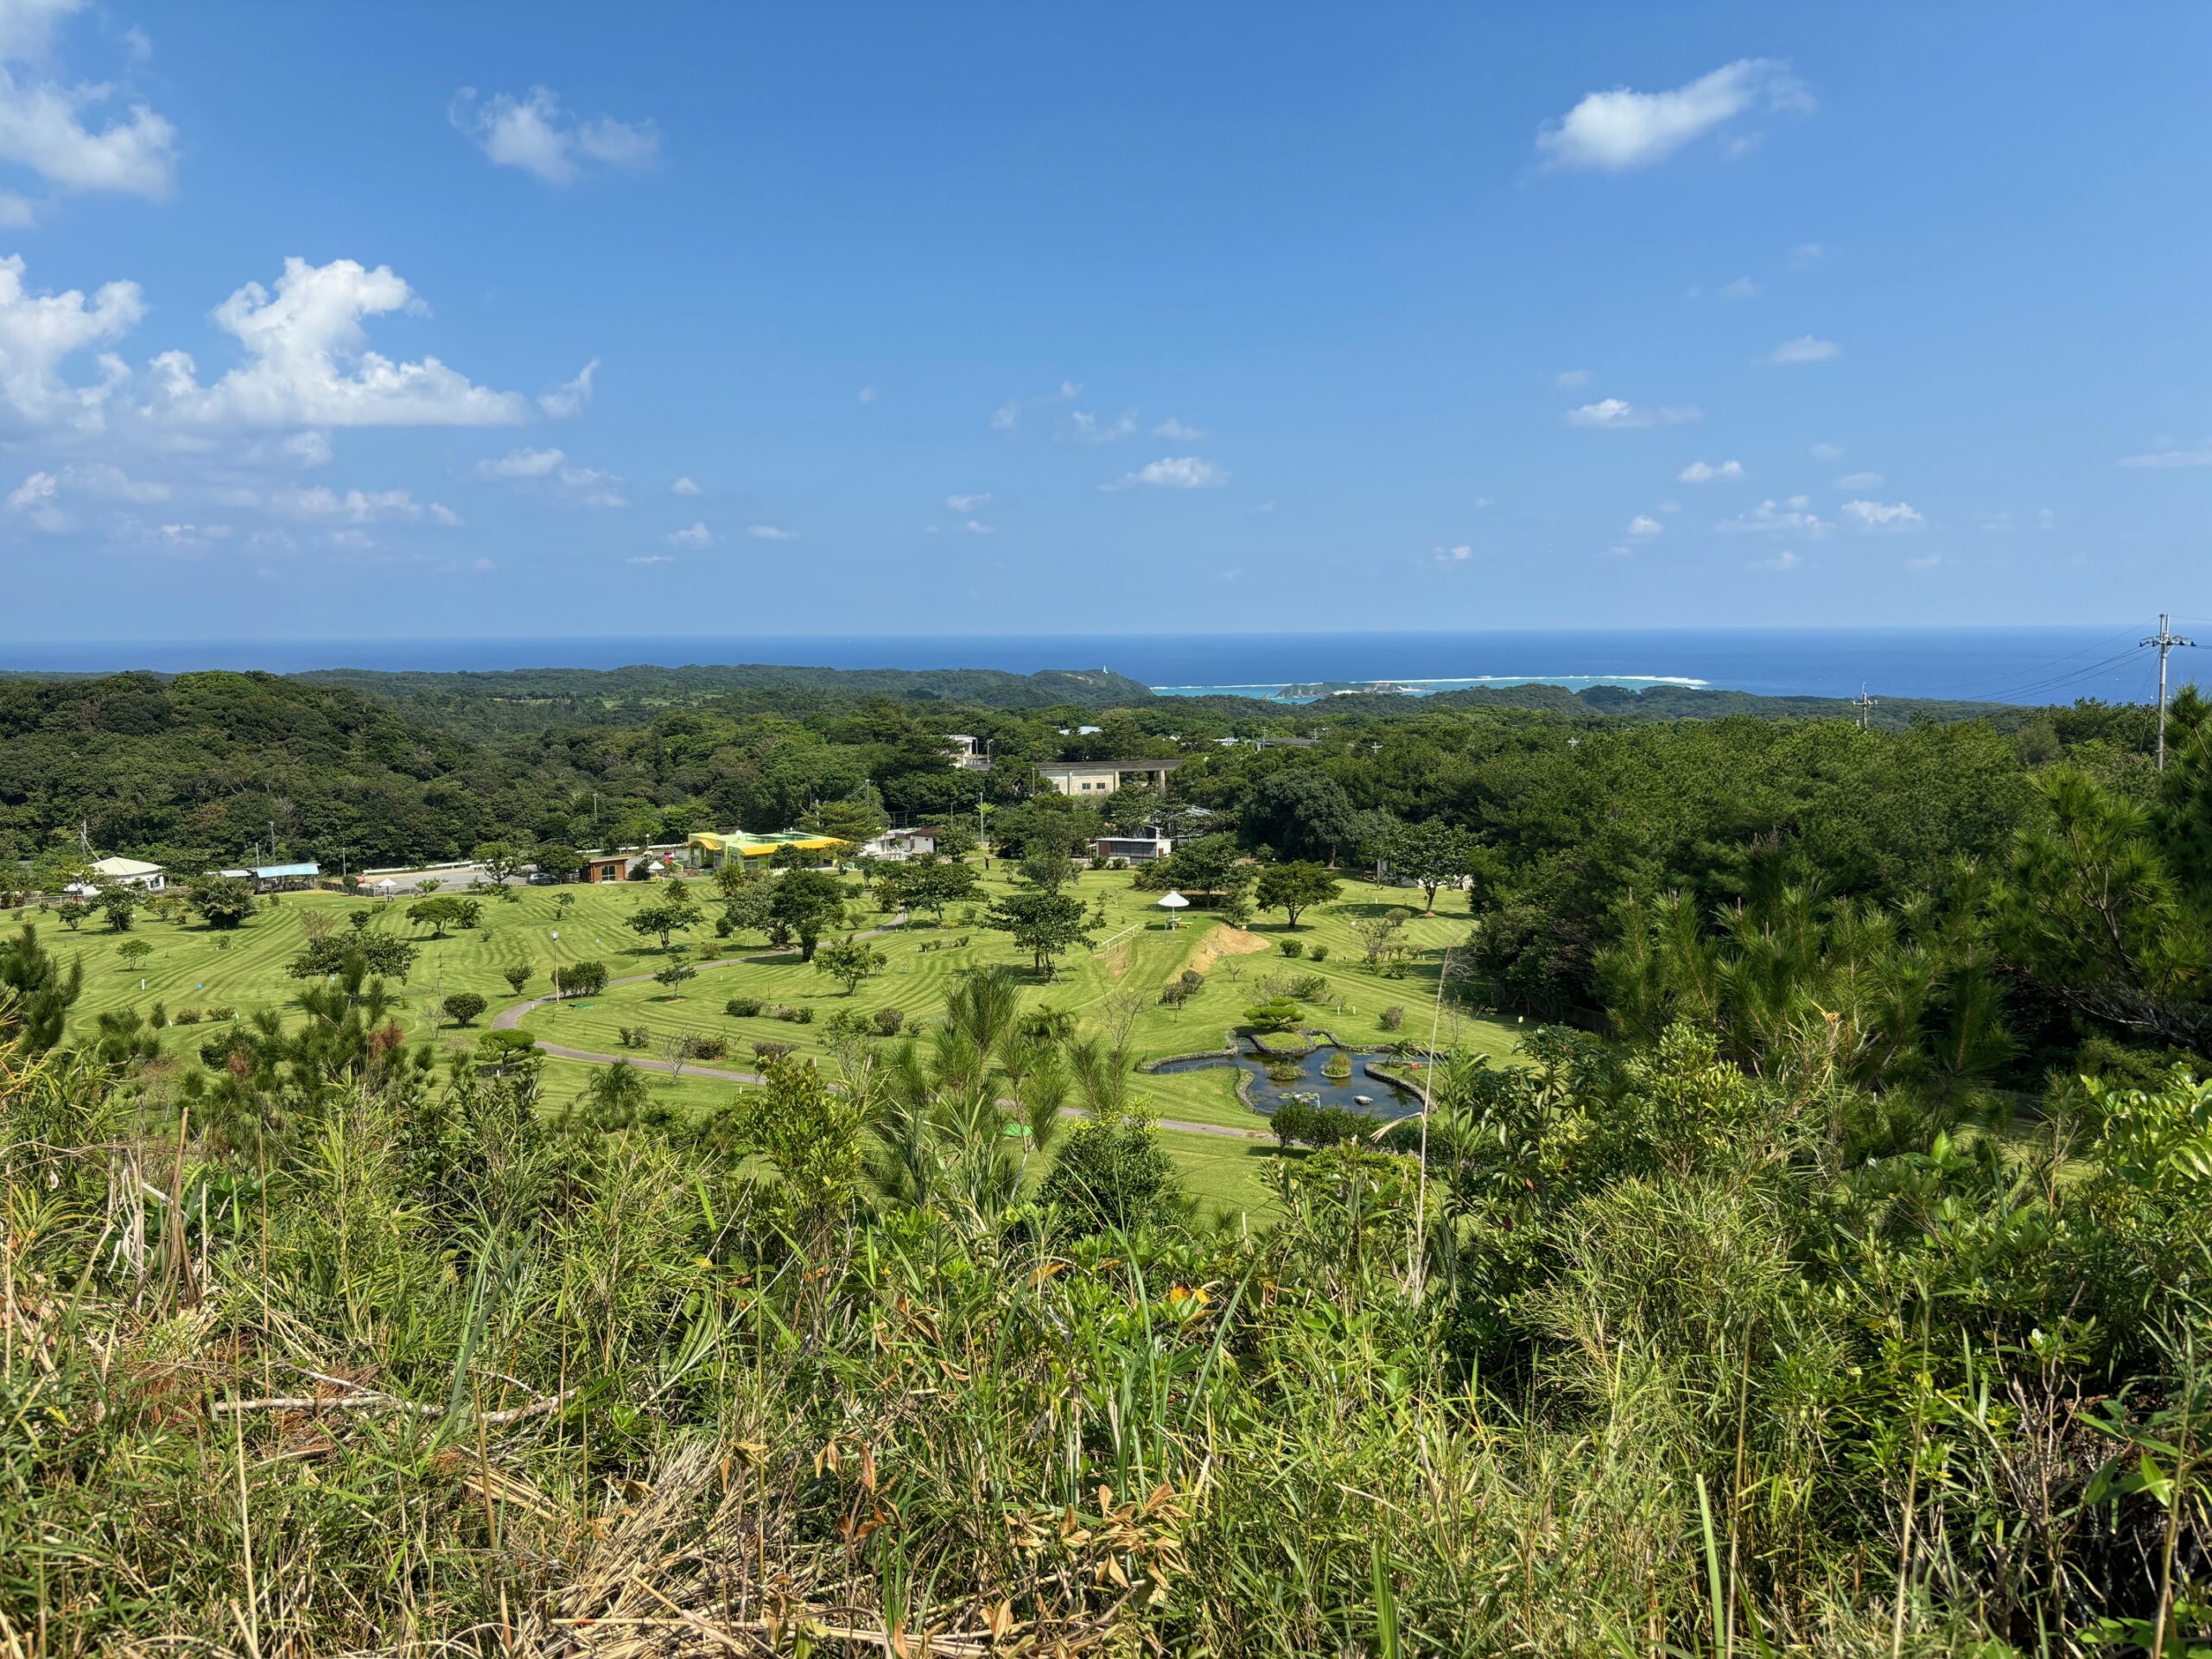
(88, 856), (165, 893)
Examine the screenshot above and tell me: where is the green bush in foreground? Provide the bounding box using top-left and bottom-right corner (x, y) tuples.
(3, 1007), (2210, 1654)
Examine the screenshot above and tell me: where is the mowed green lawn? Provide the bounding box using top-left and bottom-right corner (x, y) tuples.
(16, 866), (1518, 1217)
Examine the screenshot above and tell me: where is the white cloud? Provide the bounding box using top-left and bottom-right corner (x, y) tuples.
(1789, 243), (1824, 268)
(323, 527), (374, 551)
(474, 445), (626, 506)
(279, 429), (332, 468)
(1809, 442), (1844, 461)
(1566, 397), (1700, 429)
(1677, 459), (1744, 484)
(449, 86), (658, 185)
(1433, 544), (1473, 563)
(0, 4), (177, 198)
(664, 521), (711, 548)
(0, 192), (32, 228)
(429, 503), (463, 527)
(1905, 551), (1942, 570)
(626, 553), (674, 565)
(944, 493), (991, 514)
(272, 485), (452, 524)
(468, 556), (494, 572)
(2120, 440), (2212, 468)
(1718, 497), (1831, 538)
(1058, 381), (1081, 400)
(1069, 409), (1136, 444)
(1762, 334), (1840, 365)
(145, 257), (527, 427)
(1752, 549), (1802, 571)
(477, 446), (565, 480)
(1109, 455), (1229, 491)
(1835, 471), (1884, 489)
(0, 251), (141, 432)
(671, 474), (701, 495)
(6, 468), (53, 510)
(1717, 277), (1759, 301)
(538, 358), (596, 417)
(1626, 514), (1663, 537)
(1554, 368), (1591, 389)
(747, 524), (798, 541)
(857, 385), (876, 404)
(1536, 59), (1810, 172)
(989, 400), (1019, 432)
(1841, 499), (1924, 531)
(960, 518), (995, 535)
(1154, 416), (1208, 440)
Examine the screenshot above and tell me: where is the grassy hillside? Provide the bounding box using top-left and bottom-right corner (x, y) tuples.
(17, 866), (1508, 1216)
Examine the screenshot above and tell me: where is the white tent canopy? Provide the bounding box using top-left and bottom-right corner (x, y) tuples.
(1155, 889), (1191, 926)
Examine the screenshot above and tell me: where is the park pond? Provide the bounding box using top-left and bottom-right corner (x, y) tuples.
(1151, 1041), (1426, 1123)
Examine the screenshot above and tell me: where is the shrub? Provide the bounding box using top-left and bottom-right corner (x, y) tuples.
(618, 1026), (651, 1049)
(1244, 998), (1301, 1033)
(442, 991), (488, 1028)
(1291, 974), (1330, 1001)
(1277, 938), (1305, 959)
(681, 1033), (726, 1061)
(203, 1007), (234, 1021)
(789, 1006), (815, 1026)
(1380, 1005), (1405, 1032)
(173, 1007), (201, 1026)
(149, 1001), (168, 1029)
(872, 1006), (905, 1037)
(1307, 944), (1329, 963)
(1160, 969), (1205, 1009)
(751, 1039), (797, 1065)
(1268, 1097), (1374, 1149)
(725, 995), (765, 1018)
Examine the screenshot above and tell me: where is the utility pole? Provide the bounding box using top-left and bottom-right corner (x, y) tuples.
(2143, 613), (2196, 771)
(1853, 685), (1878, 731)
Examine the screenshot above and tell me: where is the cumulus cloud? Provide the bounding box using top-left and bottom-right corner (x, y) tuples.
(271, 485), (456, 524)
(1554, 368), (1591, 389)
(2120, 440), (2212, 468)
(1752, 549), (1803, 571)
(988, 400), (1019, 432)
(626, 553), (673, 565)
(1626, 514), (1663, 537)
(1153, 416), (1207, 440)
(1433, 544), (1473, 563)
(0, 3), (177, 198)
(671, 475), (701, 495)
(1537, 59), (1810, 171)
(1717, 276), (1759, 301)
(1789, 243), (1824, 268)
(538, 359), (596, 417)
(664, 521), (711, 547)
(7, 461), (164, 521)
(944, 493), (991, 513)
(1109, 455), (1229, 490)
(449, 86), (659, 185)
(474, 445), (626, 506)
(1762, 334), (1840, 365)
(144, 257), (527, 427)
(1718, 497), (1831, 538)
(1841, 499), (1924, 531)
(1677, 459), (1744, 484)
(747, 524), (798, 540)
(0, 251), (142, 432)
(1069, 409), (1136, 444)
(1809, 442), (1844, 461)
(1835, 470), (1883, 489)
(1565, 398), (1700, 429)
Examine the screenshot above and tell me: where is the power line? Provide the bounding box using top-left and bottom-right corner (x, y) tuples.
(2143, 613), (2196, 770)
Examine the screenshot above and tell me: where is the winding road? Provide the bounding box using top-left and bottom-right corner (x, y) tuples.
(487, 936), (1272, 1143)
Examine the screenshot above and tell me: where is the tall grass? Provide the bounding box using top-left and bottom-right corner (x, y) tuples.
(2, 1013), (2205, 1656)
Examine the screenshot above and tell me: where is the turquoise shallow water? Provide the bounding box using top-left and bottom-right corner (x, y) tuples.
(0, 626), (2178, 707)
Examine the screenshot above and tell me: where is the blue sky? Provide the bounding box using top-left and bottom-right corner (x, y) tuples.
(0, 1), (2206, 644)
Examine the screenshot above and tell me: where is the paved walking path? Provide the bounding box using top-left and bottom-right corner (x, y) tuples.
(488, 925), (1271, 1143)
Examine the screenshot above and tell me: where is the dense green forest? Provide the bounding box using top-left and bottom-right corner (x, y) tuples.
(5, 664), (2212, 1651)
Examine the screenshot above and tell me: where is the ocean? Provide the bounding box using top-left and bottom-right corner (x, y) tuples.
(0, 626), (2199, 708)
